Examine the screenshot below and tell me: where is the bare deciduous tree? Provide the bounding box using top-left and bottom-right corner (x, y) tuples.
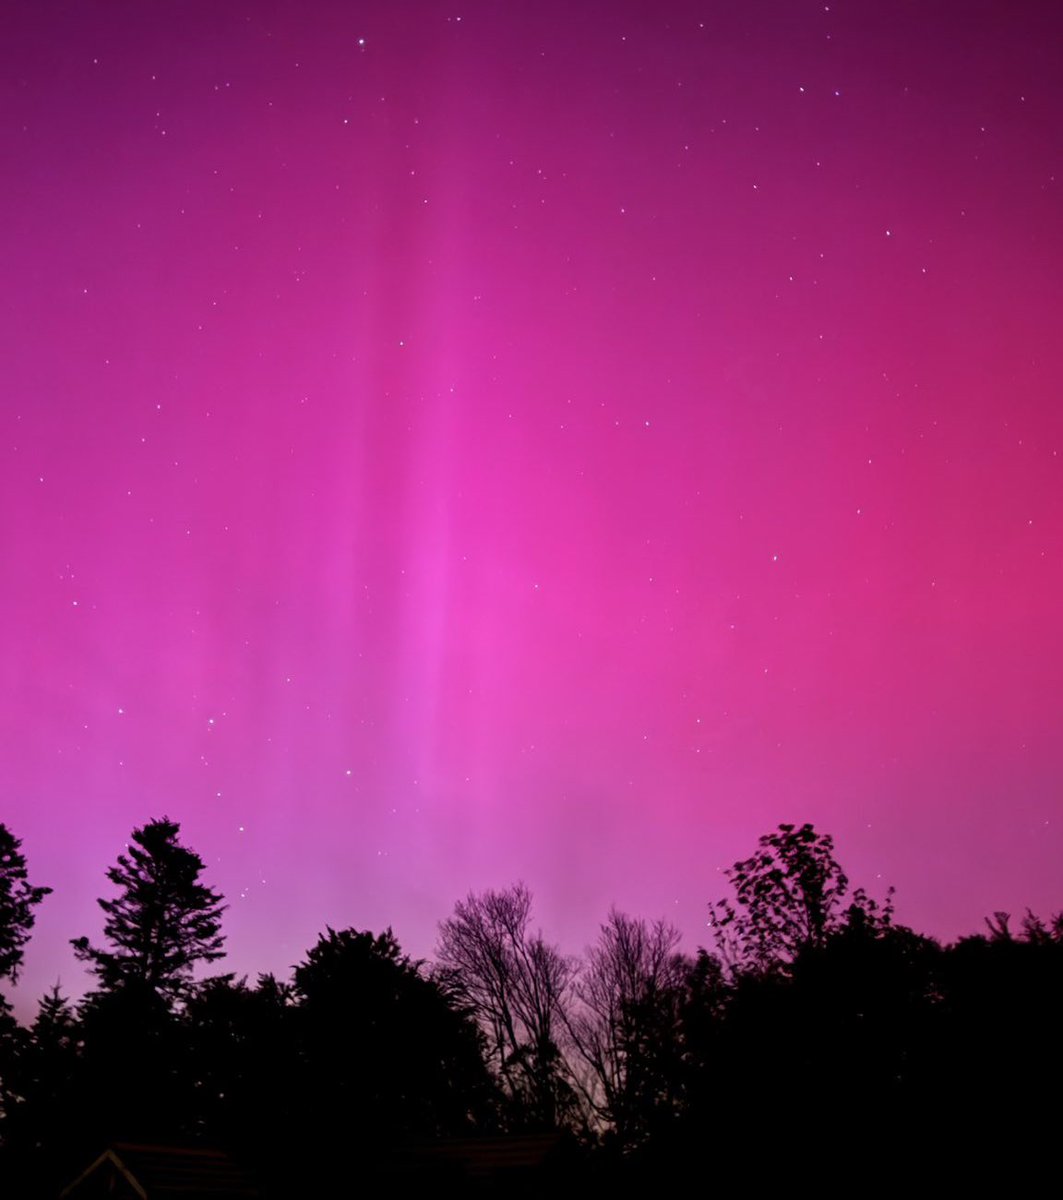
(435, 883), (578, 1129)
(566, 908), (689, 1146)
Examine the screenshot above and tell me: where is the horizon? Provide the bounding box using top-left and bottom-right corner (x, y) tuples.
(3, 812), (1051, 1022)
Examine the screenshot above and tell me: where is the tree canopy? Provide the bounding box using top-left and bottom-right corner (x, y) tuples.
(1, 816), (1061, 1194)
(707, 821), (894, 972)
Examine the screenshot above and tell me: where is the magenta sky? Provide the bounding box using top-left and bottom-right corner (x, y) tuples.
(3, 1), (1062, 1013)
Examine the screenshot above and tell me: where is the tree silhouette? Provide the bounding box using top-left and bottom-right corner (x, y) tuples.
(71, 817), (225, 1003)
(281, 927), (497, 1188)
(0, 984), (84, 1193)
(566, 909), (689, 1148)
(930, 906), (1063, 1159)
(0, 823), (50, 1180)
(668, 823), (931, 1179)
(0, 823), (51, 988)
(436, 884), (579, 1130)
(177, 972), (296, 1177)
(1, 814), (1061, 1191)
(708, 822), (893, 973)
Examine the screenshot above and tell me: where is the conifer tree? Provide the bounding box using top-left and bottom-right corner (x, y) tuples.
(72, 817), (225, 1002)
(33, 984), (78, 1049)
(0, 823), (51, 987)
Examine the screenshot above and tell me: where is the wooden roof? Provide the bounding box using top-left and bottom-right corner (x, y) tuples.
(59, 1143), (261, 1199)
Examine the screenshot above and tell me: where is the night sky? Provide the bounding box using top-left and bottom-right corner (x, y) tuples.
(4, 1), (1062, 1013)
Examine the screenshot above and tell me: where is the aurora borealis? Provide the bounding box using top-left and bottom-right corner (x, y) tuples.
(3, 1), (1061, 1013)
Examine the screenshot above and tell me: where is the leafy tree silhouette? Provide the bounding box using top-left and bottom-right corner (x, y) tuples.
(277, 927), (498, 1189)
(930, 906), (1063, 1160)
(655, 822), (925, 1182)
(176, 972), (295, 1189)
(707, 822), (893, 973)
(71, 817), (226, 1003)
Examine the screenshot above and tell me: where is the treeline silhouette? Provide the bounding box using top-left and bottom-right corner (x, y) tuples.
(1, 818), (1061, 1195)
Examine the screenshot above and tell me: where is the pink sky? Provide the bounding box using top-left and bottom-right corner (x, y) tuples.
(3, 1), (1061, 1016)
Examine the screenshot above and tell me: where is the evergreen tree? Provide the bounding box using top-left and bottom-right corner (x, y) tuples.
(32, 983), (78, 1050)
(9, 985), (82, 1174)
(71, 817), (225, 1003)
(0, 823), (52, 987)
